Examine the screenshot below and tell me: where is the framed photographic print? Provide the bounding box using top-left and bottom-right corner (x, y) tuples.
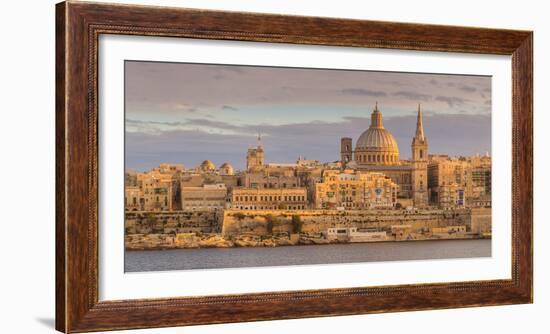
(56, 1), (533, 332)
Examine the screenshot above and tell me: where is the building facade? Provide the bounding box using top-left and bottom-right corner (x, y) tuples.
(137, 172), (175, 211)
(314, 169), (398, 209)
(231, 187), (308, 210)
(181, 183), (228, 211)
(428, 154), (491, 208)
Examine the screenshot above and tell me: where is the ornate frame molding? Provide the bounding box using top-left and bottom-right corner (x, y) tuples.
(56, 1), (532, 332)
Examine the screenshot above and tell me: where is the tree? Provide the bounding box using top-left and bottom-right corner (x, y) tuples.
(291, 214), (303, 234)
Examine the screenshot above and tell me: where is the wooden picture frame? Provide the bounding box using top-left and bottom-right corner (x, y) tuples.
(56, 1), (533, 332)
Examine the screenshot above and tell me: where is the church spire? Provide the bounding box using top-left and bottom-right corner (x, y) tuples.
(257, 132), (263, 149)
(415, 104), (425, 142)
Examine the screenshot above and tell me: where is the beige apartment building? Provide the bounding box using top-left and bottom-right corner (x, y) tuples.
(140, 172), (175, 211)
(125, 186), (143, 211)
(314, 170), (398, 209)
(428, 157), (467, 209)
(231, 187), (308, 210)
(428, 155), (491, 209)
(181, 183), (228, 211)
(124, 169), (179, 211)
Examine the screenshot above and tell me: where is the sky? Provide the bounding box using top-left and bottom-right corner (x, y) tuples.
(125, 61), (491, 172)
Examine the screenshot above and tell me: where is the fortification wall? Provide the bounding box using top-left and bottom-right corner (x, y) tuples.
(221, 209), (472, 236)
(470, 207), (492, 235)
(125, 211), (222, 235)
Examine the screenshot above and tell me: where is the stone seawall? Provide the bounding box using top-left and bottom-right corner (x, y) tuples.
(470, 207), (492, 235)
(221, 209), (473, 237)
(125, 208), (491, 250)
(125, 211), (223, 235)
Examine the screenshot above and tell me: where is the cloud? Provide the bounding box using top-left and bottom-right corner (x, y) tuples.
(341, 88), (387, 97)
(435, 96), (468, 108)
(458, 84), (477, 93)
(126, 118), (247, 137)
(392, 91), (432, 101)
(222, 105), (239, 111)
(173, 103), (196, 111)
(184, 118), (242, 131)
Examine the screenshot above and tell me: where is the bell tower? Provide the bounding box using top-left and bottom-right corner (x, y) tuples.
(340, 137), (353, 165)
(411, 104), (428, 206)
(246, 133), (264, 170)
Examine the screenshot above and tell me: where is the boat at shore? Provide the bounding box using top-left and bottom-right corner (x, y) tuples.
(322, 227), (388, 243)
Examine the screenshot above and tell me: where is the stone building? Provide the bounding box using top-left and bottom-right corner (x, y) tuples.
(428, 154), (491, 208)
(138, 172), (175, 211)
(181, 183), (228, 211)
(124, 162), (240, 212)
(125, 170), (178, 212)
(428, 157), (468, 209)
(466, 155), (492, 207)
(152, 163), (185, 175)
(231, 187), (308, 210)
(314, 169), (398, 209)
(124, 186), (143, 211)
(241, 165), (301, 189)
(340, 103), (428, 206)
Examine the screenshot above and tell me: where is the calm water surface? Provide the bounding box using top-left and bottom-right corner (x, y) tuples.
(125, 239), (491, 272)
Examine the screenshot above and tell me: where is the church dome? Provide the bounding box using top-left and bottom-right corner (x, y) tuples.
(356, 128), (399, 152)
(219, 162), (234, 175)
(354, 103), (400, 165)
(200, 160), (216, 172)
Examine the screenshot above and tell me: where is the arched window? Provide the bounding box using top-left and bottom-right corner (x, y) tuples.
(420, 149), (424, 159)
